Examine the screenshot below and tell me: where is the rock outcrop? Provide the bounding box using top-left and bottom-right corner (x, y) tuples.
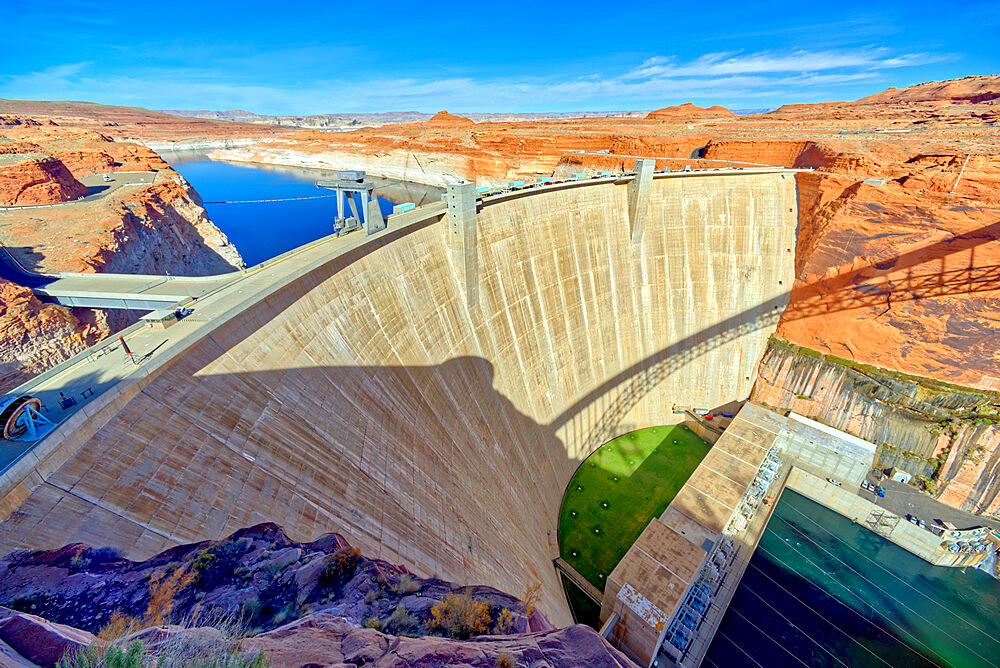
(646, 102), (735, 118)
(0, 608), (98, 668)
(0, 154), (88, 206)
(0, 523), (551, 640)
(245, 614), (634, 668)
(854, 75), (1000, 105)
(427, 110), (475, 125)
(0, 524), (634, 668)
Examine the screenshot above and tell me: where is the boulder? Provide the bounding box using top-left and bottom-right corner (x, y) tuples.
(0, 607), (99, 668)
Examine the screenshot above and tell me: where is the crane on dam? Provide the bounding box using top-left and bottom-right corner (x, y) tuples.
(316, 171), (386, 237)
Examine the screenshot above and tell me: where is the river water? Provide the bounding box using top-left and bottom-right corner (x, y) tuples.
(704, 490), (1000, 667)
(162, 153), (443, 267)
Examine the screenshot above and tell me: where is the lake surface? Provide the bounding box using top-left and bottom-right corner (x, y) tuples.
(704, 490), (1000, 667)
(163, 154), (443, 267)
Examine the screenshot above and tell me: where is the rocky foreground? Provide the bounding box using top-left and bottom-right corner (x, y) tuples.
(0, 523), (634, 667)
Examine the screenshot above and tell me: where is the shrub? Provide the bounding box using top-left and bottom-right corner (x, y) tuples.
(56, 615), (268, 668)
(191, 540), (250, 590)
(146, 566), (194, 626)
(364, 588), (383, 605)
(271, 602), (295, 627)
(241, 597), (262, 620)
(147, 610), (265, 668)
(58, 641), (145, 668)
(97, 611), (145, 641)
(364, 616), (385, 631)
(192, 549), (215, 573)
(385, 604), (419, 635)
(495, 607), (516, 634)
(495, 652), (518, 668)
(429, 594), (491, 639)
(91, 546), (123, 563)
(392, 573), (419, 596)
(319, 547), (361, 592)
(521, 582), (541, 620)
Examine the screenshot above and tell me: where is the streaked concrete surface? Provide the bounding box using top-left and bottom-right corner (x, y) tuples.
(0, 168), (798, 624)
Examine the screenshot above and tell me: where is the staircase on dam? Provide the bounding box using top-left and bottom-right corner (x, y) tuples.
(0, 163), (803, 636)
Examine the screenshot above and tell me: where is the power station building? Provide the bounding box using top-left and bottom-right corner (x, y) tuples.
(599, 402), (883, 667)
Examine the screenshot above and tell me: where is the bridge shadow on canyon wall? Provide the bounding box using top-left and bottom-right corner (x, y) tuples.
(551, 218), (1000, 460)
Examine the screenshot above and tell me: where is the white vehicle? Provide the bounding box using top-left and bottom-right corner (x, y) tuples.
(102, 173), (112, 182)
(826, 478), (841, 487)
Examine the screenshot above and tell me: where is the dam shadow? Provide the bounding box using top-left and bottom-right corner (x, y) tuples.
(115, 353), (583, 622)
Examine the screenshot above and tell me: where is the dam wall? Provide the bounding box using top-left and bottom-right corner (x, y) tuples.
(0, 171), (797, 624)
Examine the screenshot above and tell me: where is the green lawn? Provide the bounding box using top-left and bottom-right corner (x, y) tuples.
(558, 425), (712, 590)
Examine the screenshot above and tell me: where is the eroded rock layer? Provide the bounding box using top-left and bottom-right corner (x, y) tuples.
(753, 339), (1000, 516)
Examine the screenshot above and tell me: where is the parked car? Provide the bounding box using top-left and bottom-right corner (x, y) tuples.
(826, 478), (841, 487)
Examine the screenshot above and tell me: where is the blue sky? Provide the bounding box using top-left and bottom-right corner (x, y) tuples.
(2, 0), (997, 114)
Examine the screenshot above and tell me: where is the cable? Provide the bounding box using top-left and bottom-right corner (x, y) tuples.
(202, 194), (338, 204)
(714, 628), (765, 668)
(740, 579), (853, 667)
(757, 541), (943, 666)
(783, 501), (997, 642)
(703, 654), (722, 668)
(745, 562), (892, 667)
(778, 517), (995, 665)
(729, 606), (810, 667)
(775, 514), (995, 666)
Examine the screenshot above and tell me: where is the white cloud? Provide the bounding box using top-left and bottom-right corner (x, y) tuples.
(0, 47), (952, 113)
(624, 48), (948, 79)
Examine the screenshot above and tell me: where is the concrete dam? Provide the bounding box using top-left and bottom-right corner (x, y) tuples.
(0, 167), (798, 625)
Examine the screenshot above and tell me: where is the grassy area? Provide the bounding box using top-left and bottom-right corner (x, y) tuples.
(558, 425), (711, 591)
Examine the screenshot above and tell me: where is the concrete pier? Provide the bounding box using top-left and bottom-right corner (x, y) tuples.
(445, 181), (479, 308)
(628, 159), (655, 245)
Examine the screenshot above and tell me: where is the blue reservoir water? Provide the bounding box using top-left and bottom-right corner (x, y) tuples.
(163, 155), (443, 267)
(704, 491), (1000, 667)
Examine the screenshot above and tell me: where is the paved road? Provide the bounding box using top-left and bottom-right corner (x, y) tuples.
(862, 471), (1000, 532)
(0, 171), (157, 212)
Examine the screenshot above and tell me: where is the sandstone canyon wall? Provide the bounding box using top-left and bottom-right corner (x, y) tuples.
(753, 339), (1000, 517)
